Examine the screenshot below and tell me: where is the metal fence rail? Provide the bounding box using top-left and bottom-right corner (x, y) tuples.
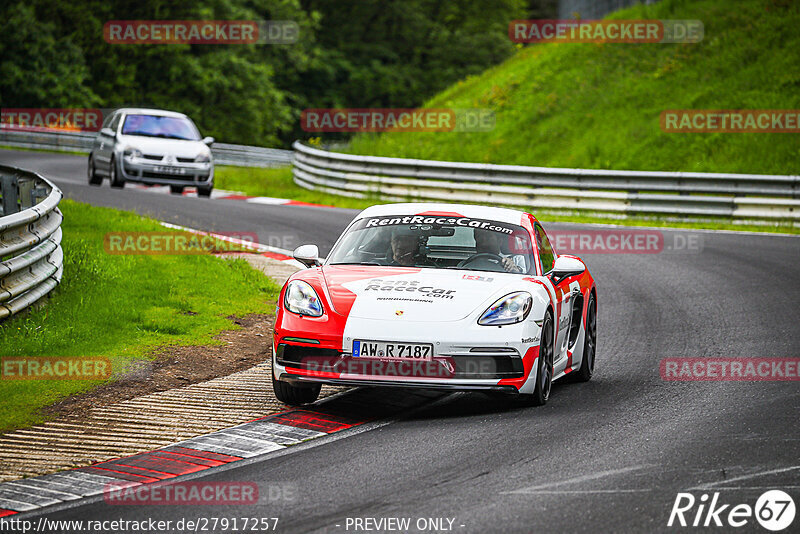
(291, 142), (800, 221)
(0, 165), (64, 320)
(211, 142), (292, 167)
(0, 129), (293, 168)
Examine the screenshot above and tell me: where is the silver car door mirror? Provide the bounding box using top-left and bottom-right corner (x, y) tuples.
(293, 244), (321, 268)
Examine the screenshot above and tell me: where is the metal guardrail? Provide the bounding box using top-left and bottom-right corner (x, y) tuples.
(211, 142), (292, 167)
(292, 142), (800, 221)
(0, 129), (293, 168)
(0, 165), (64, 320)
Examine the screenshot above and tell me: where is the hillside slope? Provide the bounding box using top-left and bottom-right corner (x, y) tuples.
(347, 0), (800, 175)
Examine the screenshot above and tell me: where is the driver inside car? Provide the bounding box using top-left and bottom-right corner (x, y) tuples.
(473, 228), (524, 273)
(386, 228), (433, 266)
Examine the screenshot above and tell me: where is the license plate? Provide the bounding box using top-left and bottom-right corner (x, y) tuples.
(154, 166), (186, 174)
(353, 340), (433, 361)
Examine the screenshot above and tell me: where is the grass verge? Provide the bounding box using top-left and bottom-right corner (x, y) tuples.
(344, 0), (800, 175)
(214, 165), (378, 209)
(0, 199), (279, 432)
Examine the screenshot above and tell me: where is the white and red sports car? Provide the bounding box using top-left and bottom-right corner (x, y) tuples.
(272, 203), (597, 406)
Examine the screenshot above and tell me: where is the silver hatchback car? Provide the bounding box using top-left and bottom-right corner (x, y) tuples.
(88, 108), (215, 196)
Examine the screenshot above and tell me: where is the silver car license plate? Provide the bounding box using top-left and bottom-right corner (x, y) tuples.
(154, 166), (186, 175)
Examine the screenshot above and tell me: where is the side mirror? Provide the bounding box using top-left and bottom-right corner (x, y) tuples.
(202, 136), (215, 146)
(293, 244), (321, 268)
(101, 127), (116, 138)
(552, 256), (585, 281)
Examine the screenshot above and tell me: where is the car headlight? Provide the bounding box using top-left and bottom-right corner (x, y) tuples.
(284, 280), (324, 317)
(195, 153), (211, 163)
(478, 292), (532, 326)
(123, 147), (142, 158)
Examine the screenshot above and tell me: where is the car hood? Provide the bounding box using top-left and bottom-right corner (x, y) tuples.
(321, 265), (522, 322)
(117, 135), (209, 158)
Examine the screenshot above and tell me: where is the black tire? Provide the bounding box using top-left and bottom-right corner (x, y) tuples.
(520, 311), (554, 406)
(109, 157), (125, 189)
(170, 185), (185, 195)
(272, 370), (321, 405)
(87, 155), (102, 185)
(573, 293), (597, 382)
(197, 185), (213, 197)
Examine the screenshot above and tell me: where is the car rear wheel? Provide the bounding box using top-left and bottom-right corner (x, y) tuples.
(573, 293), (596, 382)
(272, 369), (321, 405)
(197, 185), (213, 198)
(170, 185), (184, 195)
(522, 311), (554, 406)
(87, 155), (102, 185)
(109, 157), (125, 189)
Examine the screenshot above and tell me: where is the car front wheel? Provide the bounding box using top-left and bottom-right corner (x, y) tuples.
(573, 293), (596, 382)
(109, 157), (125, 189)
(522, 311), (554, 406)
(272, 369), (321, 405)
(87, 155), (102, 185)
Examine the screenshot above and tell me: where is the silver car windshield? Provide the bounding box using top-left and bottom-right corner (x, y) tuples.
(327, 215), (536, 274)
(121, 115), (200, 141)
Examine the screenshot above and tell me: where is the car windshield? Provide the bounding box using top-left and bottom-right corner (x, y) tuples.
(121, 114), (200, 140)
(327, 215), (536, 274)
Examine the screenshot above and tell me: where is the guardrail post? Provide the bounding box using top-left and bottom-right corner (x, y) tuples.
(31, 187), (48, 205)
(1, 174), (19, 215)
(19, 178), (34, 210)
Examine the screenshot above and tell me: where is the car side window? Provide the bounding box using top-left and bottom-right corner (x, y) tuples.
(535, 224), (555, 274)
(102, 112), (115, 129)
(109, 113), (122, 133)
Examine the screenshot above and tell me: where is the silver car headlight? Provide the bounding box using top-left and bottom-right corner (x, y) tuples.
(195, 153), (211, 163)
(123, 147), (142, 158)
(478, 292), (532, 326)
(284, 280), (324, 317)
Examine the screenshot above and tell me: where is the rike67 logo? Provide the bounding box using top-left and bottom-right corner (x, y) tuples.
(669, 490), (795, 531)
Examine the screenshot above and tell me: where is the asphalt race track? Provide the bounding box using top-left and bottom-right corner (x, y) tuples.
(2, 148), (799, 533)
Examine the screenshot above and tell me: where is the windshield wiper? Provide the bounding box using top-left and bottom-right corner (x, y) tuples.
(124, 132), (195, 140)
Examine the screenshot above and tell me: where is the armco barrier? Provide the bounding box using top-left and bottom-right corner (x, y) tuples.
(0, 128), (293, 168)
(291, 142), (800, 222)
(0, 165), (64, 320)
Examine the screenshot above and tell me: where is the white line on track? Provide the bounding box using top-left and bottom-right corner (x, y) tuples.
(706, 486), (800, 490)
(503, 465), (653, 494)
(689, 465), (800, 490)
(510, 489), (654, 494)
